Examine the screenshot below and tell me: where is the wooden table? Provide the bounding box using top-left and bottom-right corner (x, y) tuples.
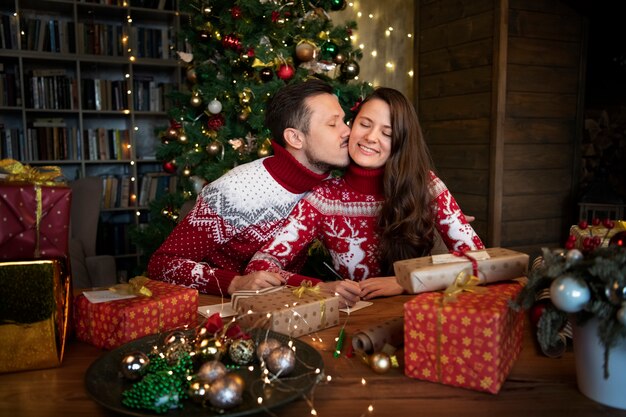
(1, 293), (625, 417)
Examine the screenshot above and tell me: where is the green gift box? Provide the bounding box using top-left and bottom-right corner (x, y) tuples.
(0, 259), (71, 373)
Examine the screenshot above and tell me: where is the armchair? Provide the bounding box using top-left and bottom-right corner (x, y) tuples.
(68, 177), (117, 289)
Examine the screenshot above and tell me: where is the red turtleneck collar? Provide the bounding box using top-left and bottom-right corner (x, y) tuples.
(263, 141), (327, 194)
(344, 163), (385, 197)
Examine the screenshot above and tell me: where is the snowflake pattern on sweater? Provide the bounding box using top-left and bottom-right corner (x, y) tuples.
(246, 165), (485, 284)
(147, 146), (326, 295)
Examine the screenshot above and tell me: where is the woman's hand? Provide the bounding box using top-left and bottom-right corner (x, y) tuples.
(317, 280), (361, 308)
(358, 276), (404, 300)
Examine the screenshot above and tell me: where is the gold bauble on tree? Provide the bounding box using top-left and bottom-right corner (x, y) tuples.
(238, 107), (251, 121)
(190, 92), (202, 107)
(257, 144), (271, 158)
(186, 67), (197, 83)
(206, 140), (223, 157)
(238, 88), (253, 106)
(295, 41), (317, 62)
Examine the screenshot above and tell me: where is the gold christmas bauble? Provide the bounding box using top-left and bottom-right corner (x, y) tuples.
(333, 52), (346, 65)
(238, 107), (251, 122)
(206, 141), (223, 157)
(370, 352), (391, 374)
(186, 68), (197, 83)
(295, 41), (317, 62)
(190, 93), (202, 107)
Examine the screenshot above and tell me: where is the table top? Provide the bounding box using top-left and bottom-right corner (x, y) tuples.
(1, 293), (625, 417)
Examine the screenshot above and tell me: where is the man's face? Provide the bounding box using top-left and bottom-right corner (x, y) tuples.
(299, 93), (351, 174)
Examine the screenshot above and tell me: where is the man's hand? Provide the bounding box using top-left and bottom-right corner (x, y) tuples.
(359, 276), (404, 300)
(228, 271), (285, 294)
(317, 280), (361, 308)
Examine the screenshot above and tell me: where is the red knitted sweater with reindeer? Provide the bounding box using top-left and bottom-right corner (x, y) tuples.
(245, 164), (485, 284)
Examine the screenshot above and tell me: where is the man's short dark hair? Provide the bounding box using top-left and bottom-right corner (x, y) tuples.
(265, 78), (333, 147)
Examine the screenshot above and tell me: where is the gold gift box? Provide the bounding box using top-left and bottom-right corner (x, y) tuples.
(394, 247), (529, 294)
(0, 259), (70, 373)
(231, 286), (340, 337)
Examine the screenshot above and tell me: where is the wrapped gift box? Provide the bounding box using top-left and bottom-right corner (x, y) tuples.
(394, 247), (529, 294)
(0, 182), (71, 260)
(0, 259), (71, 373)
(569, 221), (626, 249)
(404, 280), (525, 394)
(74, 279), (199, 350)
(231, 285), (340, 337)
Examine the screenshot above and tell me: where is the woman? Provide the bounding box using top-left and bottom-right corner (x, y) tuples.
(245, 87), (484, 305)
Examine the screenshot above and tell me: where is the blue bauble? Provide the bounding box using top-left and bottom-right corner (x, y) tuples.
(550, 275), (591, 313)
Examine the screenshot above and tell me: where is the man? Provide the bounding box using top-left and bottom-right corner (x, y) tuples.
(147, 78), (361, 305)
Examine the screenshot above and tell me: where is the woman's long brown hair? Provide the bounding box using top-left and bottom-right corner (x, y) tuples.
(358, 88), (435, 274)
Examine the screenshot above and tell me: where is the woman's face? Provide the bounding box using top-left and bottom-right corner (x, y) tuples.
(348, 98), (392, 169)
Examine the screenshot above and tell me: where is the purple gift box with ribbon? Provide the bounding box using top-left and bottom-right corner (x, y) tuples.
(231, 284), (340, 337)
(393, 248), (529, 294)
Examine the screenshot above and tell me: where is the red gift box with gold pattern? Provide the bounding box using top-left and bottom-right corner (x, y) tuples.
(74, 279), (199, 349)
(403, 280), (525, 394)
(0, 182), (71, 260)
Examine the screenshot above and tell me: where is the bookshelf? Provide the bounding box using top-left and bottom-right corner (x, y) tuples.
(0, 0), (184, 279)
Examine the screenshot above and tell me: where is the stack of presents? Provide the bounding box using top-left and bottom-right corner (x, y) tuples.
(4, 159), (622, 396)
(0, 160), (199, 374)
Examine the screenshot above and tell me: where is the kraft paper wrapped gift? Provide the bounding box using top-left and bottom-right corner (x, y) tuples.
(231, 284), (340, 337)
(0, 259), (71, 373)
(0, 160), (71, 260)
(74, 278), (199, 350)
(394, 247), (529, 294)
(404, 279), (525, 394)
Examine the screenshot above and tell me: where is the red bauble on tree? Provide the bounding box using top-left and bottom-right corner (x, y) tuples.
(163, 160), (177, 174)
(222, 34), (242, 51)
(207, 114), (225, 130)
(276, 64), (295, 80)
(230, 6), (242, 19)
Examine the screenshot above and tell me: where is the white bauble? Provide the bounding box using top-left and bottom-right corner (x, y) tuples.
(550, 275), (591, 313)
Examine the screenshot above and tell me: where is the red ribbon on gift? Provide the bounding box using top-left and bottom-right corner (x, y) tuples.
(451, 248), (479, 276)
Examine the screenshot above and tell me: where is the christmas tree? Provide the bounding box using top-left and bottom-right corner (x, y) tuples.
(131, 0), (373, 272)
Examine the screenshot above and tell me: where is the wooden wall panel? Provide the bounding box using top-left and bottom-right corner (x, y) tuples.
(508, 64), (579, 93)
(503, 193), (571, 221)
(420, 66), (491, 98)
(503, 118), (574, 144)
(503, 169), (572, 195)
(504, 144), (573, 169)
(419, 0), (493, 29)
(506, 92), (578, 118)
(419, 39), (492, 75)
(422, 118), (491, 145)
(420, 12), (493, 52)
(508, 38), (581, 67)
(429, 144), (490, 170)
(509, 9), (582, 41)
(420, 92), (492, 121)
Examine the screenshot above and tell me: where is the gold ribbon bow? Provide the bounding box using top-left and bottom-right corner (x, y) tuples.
(442, 271), (487, 304)
(292, 280), (326, 327)
(0, 159), (63, 186)
(109, 276), (153, 297)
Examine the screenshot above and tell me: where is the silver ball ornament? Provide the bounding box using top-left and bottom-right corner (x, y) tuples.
(565, 249), (584, 264)
(120, 351), (150, 380)
(228, 338), (256, 365)
(256, 338), (282, 361)
(266, 346), (296, 376)
(208, 374), (245, 409)
(207, 99), (223, 114)
(550, 275), (591, 313)
(197, 360), (227, 383)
